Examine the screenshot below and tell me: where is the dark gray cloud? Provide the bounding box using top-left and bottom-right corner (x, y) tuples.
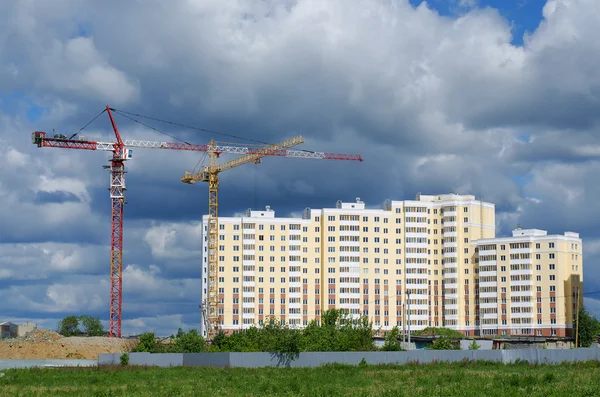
(1, 0), (600, 335)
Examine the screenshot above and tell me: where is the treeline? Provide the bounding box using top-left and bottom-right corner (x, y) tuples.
(57, 315), (105, 337)
(133, 309), (404, 356)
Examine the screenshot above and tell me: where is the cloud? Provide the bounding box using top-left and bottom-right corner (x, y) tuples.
(1, 0), (600, 335)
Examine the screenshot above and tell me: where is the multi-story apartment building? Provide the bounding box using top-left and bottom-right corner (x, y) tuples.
(473, 228), (583, 337)
(199, 193), (582, 338)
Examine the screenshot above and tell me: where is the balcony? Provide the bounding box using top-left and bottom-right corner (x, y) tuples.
(480, 281), (497, 288)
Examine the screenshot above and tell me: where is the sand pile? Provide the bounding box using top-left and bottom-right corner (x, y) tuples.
(0, 330), (137, 359)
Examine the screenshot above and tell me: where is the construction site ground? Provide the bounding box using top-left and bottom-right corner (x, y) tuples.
(0, 330), (137, 360)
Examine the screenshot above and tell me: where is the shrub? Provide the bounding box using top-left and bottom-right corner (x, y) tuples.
(170, 329), (207, 353)
(427, 336), (460, 350)
(120, 353), (129, 365)
(133, 333), (165, 353)
(468, 340), (480, 350)
(381, 326), (404, 351)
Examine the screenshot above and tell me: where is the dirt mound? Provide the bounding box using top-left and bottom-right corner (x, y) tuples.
(0, 331), (138, 359)
(12, 329), (62, 343)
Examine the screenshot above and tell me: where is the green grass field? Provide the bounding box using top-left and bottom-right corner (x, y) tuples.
(2, 361), (600, 396)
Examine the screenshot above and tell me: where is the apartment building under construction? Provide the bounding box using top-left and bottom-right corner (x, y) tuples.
(199, 193), (583, 338)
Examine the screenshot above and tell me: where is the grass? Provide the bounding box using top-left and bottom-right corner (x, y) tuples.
(1, 361), (600, 396)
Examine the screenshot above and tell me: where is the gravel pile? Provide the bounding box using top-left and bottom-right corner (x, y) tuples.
(8, 330), (63, 343)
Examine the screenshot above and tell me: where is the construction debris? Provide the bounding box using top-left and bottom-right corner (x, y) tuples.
(0, 330), (137, 359)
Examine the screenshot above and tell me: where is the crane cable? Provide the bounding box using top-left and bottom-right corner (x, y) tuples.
(112, 110), (192, 145)
(111, 107), (318, 154)
(111, 108), (271, 145)
(68, 108), (107, 139)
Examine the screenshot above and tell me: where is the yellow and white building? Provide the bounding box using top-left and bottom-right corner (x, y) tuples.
(473, 228), (582, 337)
(200, 193), (582, 338)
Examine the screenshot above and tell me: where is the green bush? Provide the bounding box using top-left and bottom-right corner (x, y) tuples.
(208, 309), (374, 356)
(170, 329), (207, 353)
(427, 336), (460, 350)
(133, 333), (165, 353)
(468, 340), (480, 350)
(119, 353), (129, 365)
(381, 326), (404, 351)
(413, 327), (464, 339)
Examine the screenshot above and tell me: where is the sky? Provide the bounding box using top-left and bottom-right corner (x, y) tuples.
(1, 0), (600, 337)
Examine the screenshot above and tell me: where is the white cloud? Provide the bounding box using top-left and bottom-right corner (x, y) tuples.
(1, 0), (600, 335)
(143, 222), (202, 260)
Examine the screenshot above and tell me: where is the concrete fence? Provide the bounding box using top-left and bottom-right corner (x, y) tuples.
(99, 348), (600, 368)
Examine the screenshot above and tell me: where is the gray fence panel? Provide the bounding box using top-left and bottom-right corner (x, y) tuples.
(96, 348), (600, 368)
(183, 353), (231, 368)
(404, 350), (473, 364)
(129, 352), (183, 367)
(0, 359), (96, 370)
(98, 354), (120, 365)
(229, 352), (413, 368)
(470, 350), (503, 362)
(502, 349), (538, 363)
(536, 348), (597, 364)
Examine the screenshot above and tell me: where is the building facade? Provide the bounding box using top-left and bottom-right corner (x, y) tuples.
(199, 193), (582, 338)
(473, 228), (582, 337)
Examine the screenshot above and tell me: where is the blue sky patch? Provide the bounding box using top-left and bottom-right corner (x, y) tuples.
(0, 91), (48, 122)
(409, 0), (546, 45)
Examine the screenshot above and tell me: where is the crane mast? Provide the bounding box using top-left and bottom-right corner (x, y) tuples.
(181, 137), (363, 339)
(106, 107), (126, 338)
(206, 148), (220, 334)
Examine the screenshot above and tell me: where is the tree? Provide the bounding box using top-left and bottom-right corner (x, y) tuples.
(382, 326), (403, 351)
(133, 332), (165, 353)
(79, 315), (105, 336)
(576, 307), (600, 347)
(171, 329), (207, 353)
(468, 340), (480, 350)
(57, 316), (80, 336)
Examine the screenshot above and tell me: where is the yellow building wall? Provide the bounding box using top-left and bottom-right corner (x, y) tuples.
(201, 194), (582, 339)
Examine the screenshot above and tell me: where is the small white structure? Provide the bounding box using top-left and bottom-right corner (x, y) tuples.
(18, 322), (37, 337)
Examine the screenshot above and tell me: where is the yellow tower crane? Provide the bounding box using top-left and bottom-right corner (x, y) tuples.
(181, 136), (363, 339)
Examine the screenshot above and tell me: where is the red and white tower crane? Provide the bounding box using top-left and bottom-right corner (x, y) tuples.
(32, 105), (364, 339)
(32, 105), (216, 337)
